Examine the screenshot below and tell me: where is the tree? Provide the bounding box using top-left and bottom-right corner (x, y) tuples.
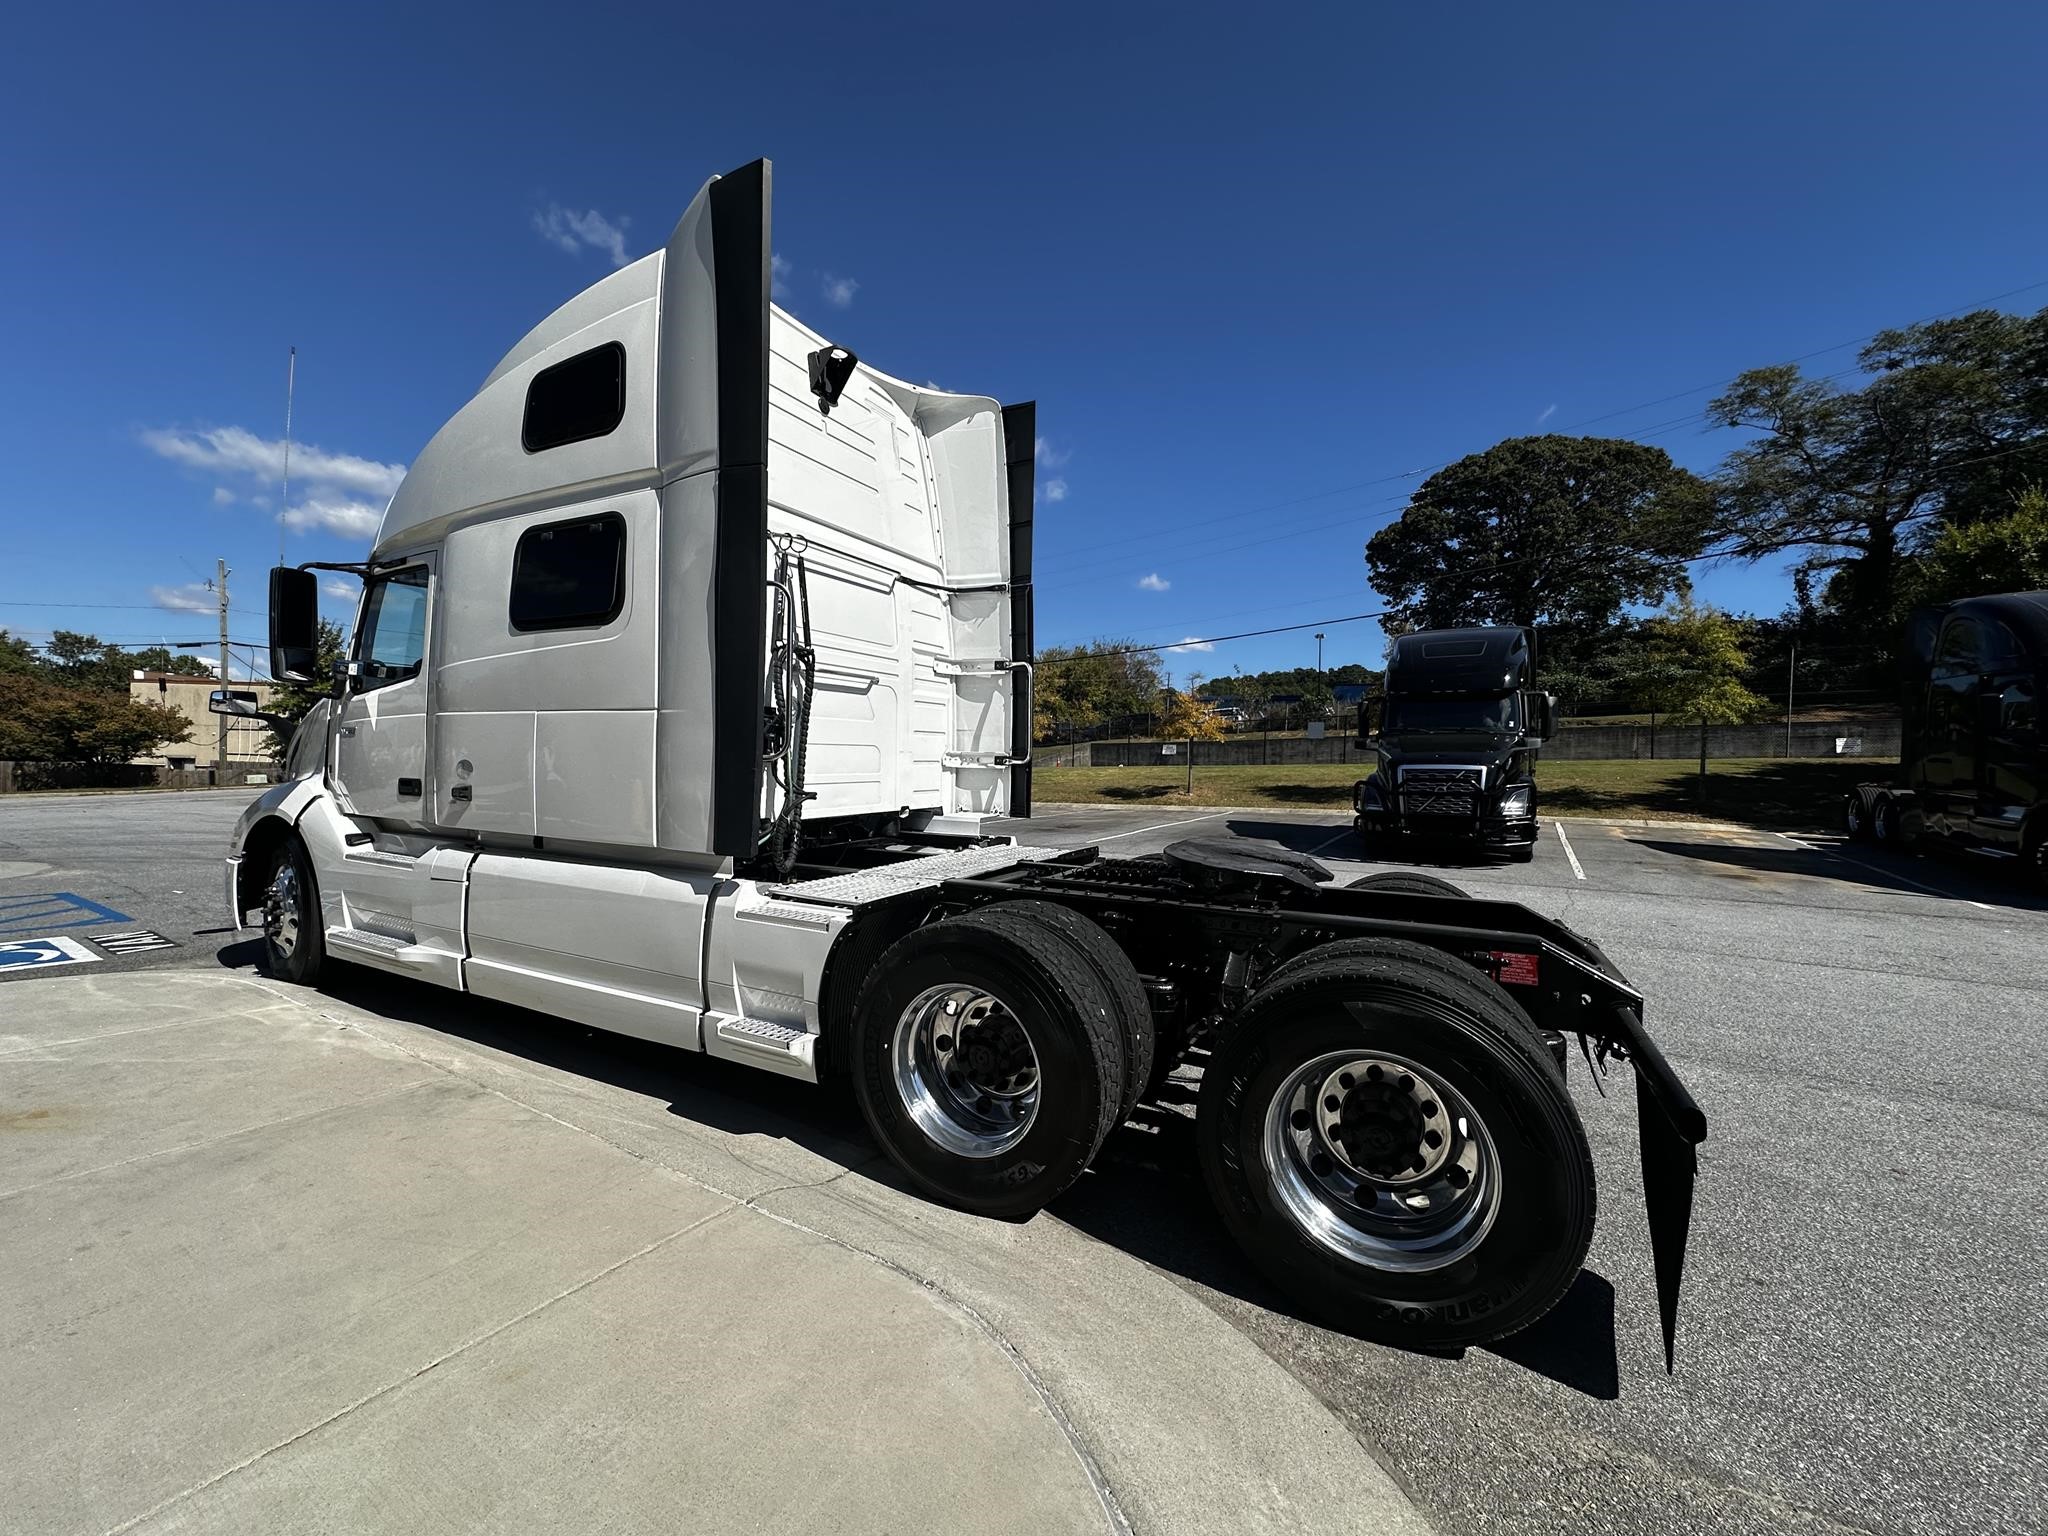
(1907, 483), (2048, 607)
(1365, 436), (1713, 658)
(1708, 308), (2048, 632)
(0, 629), (39, 675)
(0, 673), (191, 764)
(1629, 598), (1770, 779)
(262, 618), (349, 760)
(1157, 688), (1227, 742)
(1032, 639), (1166, 742)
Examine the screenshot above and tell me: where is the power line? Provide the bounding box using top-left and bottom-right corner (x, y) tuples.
(1039, 275), (2048, 572)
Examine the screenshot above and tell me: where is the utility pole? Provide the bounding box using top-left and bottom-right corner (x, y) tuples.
(216, 558), (231, 777)
(1785, 639), (1796, 757)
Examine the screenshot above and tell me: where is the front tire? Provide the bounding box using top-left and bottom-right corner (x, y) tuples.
(850, 907), (1125, 1219)
(260, 836), (325, 986)
(1197, 950), (1594, 1349)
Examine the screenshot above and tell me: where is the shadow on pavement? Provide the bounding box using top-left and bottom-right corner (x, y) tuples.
(1224, 817), (1512, 871)
(224, 953), (1621, 1399)
(1634, 837), (2048, 912)
(1058, 1091), (1623, 1401)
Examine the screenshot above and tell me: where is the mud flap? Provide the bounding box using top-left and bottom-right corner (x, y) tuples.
(1603, 1002), (1706, 1372)
(1636, 1072), (1699, 1374)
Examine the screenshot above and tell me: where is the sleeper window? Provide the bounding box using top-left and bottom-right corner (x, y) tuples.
(509, 513), (627, 632)
(356, 567), (428, 688)
(522, 342), (626, 452)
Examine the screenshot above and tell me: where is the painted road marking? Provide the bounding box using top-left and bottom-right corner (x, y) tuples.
(1554, 822), (1586, 881)
(89, 929), (180, 955)
(1088, 812), (1230, 844)
(0, 892), (134, 936)
(1766, 831), (2002, 910)
(0, 935), (100, 971)
(1304, 827), (1355, 858)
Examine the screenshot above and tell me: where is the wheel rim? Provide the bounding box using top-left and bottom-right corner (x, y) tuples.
(264, 861), (301, 958)
(1262, 1050), (1501, 1273)
(1846, 800), (1864, 835)
(891, 984), (1041, 1159)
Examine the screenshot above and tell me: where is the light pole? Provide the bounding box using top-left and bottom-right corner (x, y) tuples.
(1315, 632), (1325, 674)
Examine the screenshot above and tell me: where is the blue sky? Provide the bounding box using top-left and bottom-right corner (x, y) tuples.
(4, 2), (2045, 685)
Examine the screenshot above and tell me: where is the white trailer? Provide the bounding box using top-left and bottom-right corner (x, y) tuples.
(221, 160), (1707, 1358)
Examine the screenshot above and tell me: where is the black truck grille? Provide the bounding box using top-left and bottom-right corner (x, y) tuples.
(1399, 766), (1484, 818)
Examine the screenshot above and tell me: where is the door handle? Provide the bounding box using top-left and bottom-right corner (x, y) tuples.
(338, 725), (357, 737)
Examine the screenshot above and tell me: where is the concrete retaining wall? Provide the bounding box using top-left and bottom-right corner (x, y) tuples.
(0, 761), (280, 793)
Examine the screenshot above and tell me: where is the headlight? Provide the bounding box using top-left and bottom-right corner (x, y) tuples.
(1499, 783), (1532, 816)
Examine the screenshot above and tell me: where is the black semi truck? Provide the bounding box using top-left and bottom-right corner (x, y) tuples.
(1845, 589), (2048, 887)
(1353, 626), (1557, 862)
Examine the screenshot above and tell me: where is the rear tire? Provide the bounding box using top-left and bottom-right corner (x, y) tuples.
(1873, 797), (1899, 846)
(850, 908), (1125, 1219)
(962, 900), (1154, 1123)
(1197, 950), (1593, 1349)
(260, 836), (325, 986)
(1346, 871), (1470, 899)
(1845, 793), (1870, 840)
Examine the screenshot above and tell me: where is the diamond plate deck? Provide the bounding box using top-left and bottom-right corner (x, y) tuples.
(768, 843), (1060, 906)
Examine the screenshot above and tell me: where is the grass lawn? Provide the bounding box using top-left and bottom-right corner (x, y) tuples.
(1033, 757), (1895, 829)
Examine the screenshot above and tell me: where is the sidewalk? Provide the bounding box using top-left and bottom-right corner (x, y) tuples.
(1, 968), (1432, 1536)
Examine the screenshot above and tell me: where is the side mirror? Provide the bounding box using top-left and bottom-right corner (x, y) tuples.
(269, 567), (320, 683)
(1525, 690), (1558, 743)
(208, 689), (263, 718)
(1355, 700), (1376, 746)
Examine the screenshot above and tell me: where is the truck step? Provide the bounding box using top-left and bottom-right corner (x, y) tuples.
(327, 927), (413, 956)
(707, 1015), (817, 1081)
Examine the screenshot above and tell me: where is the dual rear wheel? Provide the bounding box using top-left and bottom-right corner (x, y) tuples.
(850, 899), (1595, 1347)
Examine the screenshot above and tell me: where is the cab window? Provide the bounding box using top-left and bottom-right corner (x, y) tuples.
(355, 567), (428, 688)
(1932, 617), (1984, 678)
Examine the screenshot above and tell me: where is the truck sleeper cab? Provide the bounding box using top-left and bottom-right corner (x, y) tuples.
(1845, 590), (2048, 888)
(223, 160), (1705, 1362)
(1353, 627), (1556, 862)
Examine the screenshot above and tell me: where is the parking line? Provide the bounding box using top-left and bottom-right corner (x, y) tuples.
(1304, 827), (1355, 858)
(1087, 812), (1229, 844)
(1554, 822), (1586, 881)
(1779, 836), (2001, 911)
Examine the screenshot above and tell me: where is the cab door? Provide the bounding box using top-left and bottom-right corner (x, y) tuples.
(1921, 616), (1984, 837)
(334, 562), (432, 825)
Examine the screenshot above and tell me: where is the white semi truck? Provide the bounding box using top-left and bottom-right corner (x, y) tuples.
(219, 160), (1706, 1359)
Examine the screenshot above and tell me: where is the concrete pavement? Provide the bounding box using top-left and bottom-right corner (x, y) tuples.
(0, 966), (1432, 1536)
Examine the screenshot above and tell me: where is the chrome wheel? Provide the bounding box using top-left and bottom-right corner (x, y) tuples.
(891, 984), (1041, 1158)
(1262, 1050), (1500, 1272)
(264, 860), (302, 959)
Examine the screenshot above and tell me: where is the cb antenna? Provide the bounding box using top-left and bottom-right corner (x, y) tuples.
(278, 346), (296, 566)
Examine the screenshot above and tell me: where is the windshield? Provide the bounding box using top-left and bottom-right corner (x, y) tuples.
(1383, 694), (1518, 734)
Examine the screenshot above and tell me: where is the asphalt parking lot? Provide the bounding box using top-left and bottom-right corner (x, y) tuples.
(3, 788), (2044, 1535)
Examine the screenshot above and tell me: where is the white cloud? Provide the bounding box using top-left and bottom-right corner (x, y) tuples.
(1537, 403), (1558, 425)
(320, 579), (357, 600)
(771, 252), (792, 298)
(1165, 637), (1215, 653)
(1044, 477), (1069, 503)
(1034, 436), (1071, 468)
(151, 583), (215, 615)
(1137, 572), (1170, 592)
(282, 498), (384, 539)
(822, 273), (859, 309)
(211, 486), (235, 506)
(142, 426), (405, 500)
(532, 203), (632, 267)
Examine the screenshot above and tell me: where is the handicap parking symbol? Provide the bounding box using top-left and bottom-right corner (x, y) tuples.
(0, 935), (101, 971)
